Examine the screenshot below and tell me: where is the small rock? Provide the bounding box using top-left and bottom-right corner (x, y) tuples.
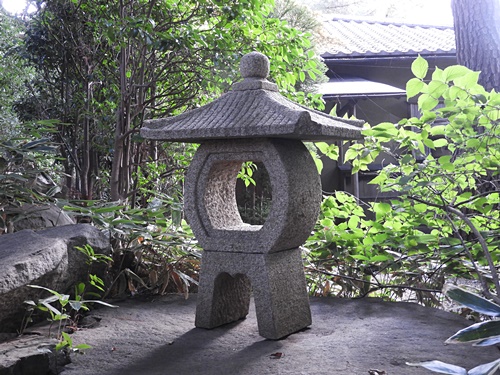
(0, 335), (70, 375)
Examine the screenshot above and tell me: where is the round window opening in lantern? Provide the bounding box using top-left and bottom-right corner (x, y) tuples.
(203, 159), (272, 228)
(236, 161), (272, 226)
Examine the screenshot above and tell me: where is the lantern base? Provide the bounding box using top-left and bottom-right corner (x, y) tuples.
(195, 248), (312, 340)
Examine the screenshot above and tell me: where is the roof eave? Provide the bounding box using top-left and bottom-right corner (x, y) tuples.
(321, 51), (457, 61)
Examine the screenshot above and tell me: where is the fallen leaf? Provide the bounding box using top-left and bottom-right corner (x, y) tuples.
(368, 369), (386, 375)
(270, 352), (284, 359)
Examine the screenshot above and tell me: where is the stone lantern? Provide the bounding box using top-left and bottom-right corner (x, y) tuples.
(141, 52), (363, 340)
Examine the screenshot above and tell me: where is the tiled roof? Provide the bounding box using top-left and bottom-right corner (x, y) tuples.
(320, 16), (456, 58)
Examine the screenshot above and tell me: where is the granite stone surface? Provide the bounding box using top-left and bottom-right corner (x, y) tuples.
(195, 248), (311, 340)
(184, 138), (321, 254)
(0, 224), (110, 332)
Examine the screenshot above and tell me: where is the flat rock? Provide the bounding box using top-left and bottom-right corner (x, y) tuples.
(0, 335), (70, 375)
(60, 295), (500, 375)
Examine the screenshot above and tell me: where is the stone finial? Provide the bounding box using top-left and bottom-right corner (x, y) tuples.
(140, 52), (364, 142)
(239, 51), (270, 79)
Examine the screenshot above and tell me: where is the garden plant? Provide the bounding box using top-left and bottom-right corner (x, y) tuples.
(307, 57), (500, 306)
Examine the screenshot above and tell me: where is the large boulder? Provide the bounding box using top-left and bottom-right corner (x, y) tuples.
(4, 204), (75, 233)
(0, 224), (111, 332)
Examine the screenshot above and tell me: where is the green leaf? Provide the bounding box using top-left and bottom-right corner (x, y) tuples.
(421, 110), (437, 123)
(401, 154), (414, 165)
(414, 203), (427, 213)
(313, 156), (323, 173)
(443, 65), (471, 82)
(370, 122), (398, 137)
(428, 80), (448, 98)
(474, 336), (500, 347)
(79, 300), (118, 308)
(468, 358), (500, 375)
(466, 139), (481, 149)
(433, 138), (448, 148)
(93, 205), (125, 213)
(74, 343), (93, 351)
(373, 202), (391, 215)
(406, 78), (425, 99)
(369, 173), (387, 185)
(321, 218), (334, 228)
(411, 56), (429, 79)
(55, 341), (69, 351)
(442, 163), (455, 172)
(316, 142), (339, 160)
(369, 254), (392, 262)
(347, 216), (359, 229)
(61, 332), (72, 345)
(418, 93), (439, 111)
(406, 361), (466, 374)
(438, 155), (452, 165)
(432, 67), (444, 81)
(424, 138), (435, 149)
(444, 285), (500, 317)
(454, 71), (480, 89)
(446, 320), (500, 345)
(307, 70), (316, 80)
(416, 234), (437, 243)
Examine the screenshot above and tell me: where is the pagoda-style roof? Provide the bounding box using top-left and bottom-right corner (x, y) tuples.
(141, 52), (364, 143)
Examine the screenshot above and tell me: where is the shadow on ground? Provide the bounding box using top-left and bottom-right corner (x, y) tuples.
(59, 295), (500, 375)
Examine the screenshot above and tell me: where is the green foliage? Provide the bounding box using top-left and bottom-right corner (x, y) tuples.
(407, 285), (500, 374)
(305, 191), (443, 303)
(74, 244), (112, 298)
(23, 246), (116, 353)
(56, 331), (92, 353)
(306, 59), (500, 304)
(15, 0), (325, 202)
(268, 0), (327, 100)
(407, 359), (500, 375)
(0, 9), (34, 137)
(443, 285), (500, 346)
(60, 197), (200, 298)
(24, 285), (116, 353)
(236, 161), (272, 225)
(237, 161), (257, 188)
(0, 124), (62, 232)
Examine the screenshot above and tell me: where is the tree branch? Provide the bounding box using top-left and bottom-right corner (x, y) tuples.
(408, 195), (500, 303)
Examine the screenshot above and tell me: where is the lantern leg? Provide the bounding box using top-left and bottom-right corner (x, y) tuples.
(195, 251), (252, 329)
(195, 248), (311, 340)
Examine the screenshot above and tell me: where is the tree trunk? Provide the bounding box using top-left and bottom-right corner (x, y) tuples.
(110, 0), (129, 202)
(81, 80), (91, 200)
(452, 0), (500, 91)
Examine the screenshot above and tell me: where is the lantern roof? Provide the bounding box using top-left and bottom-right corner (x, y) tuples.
(140, 52), (364, 142)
